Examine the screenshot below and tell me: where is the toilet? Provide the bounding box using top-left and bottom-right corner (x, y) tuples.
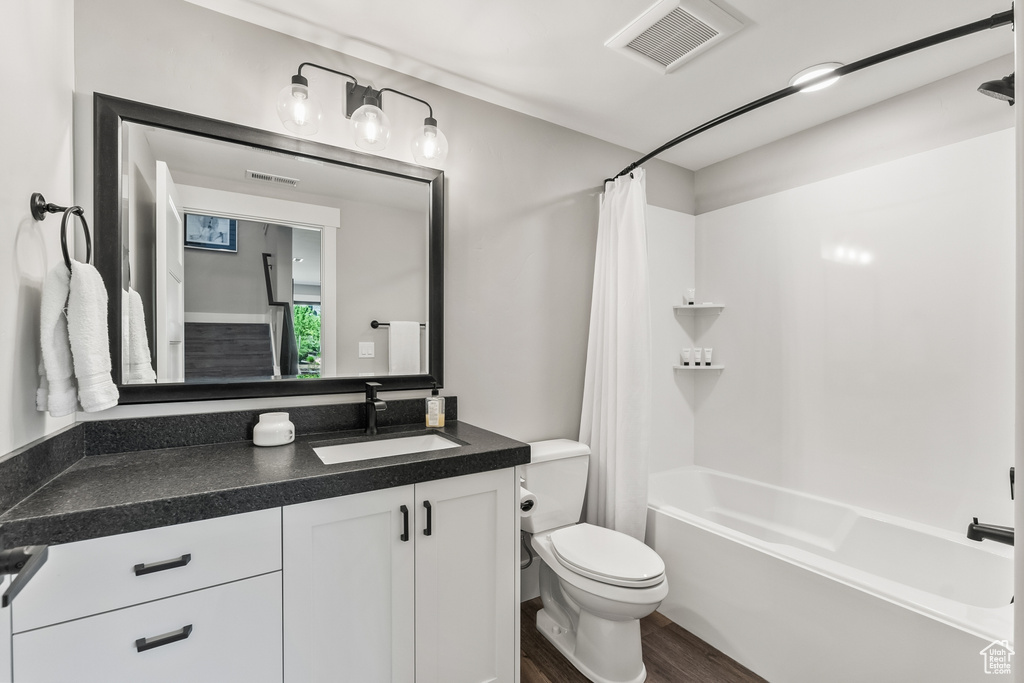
(520, 439), (668, 683)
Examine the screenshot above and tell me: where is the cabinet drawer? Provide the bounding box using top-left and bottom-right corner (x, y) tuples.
(13, 571), (282, 683)
(13, 507), (281, 633)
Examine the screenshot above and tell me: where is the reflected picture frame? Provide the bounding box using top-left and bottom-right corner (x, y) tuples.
(184, 213), (237, 252)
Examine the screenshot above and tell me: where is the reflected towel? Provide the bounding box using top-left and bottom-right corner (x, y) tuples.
(127, 288), (156, 383)
(38, 264), (76, 417)
(68, 261), (119, 412)
(388, 321), (421, 375)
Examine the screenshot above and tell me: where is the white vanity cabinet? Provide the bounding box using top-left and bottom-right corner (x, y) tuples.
(283, 467), (517, 683)
(10, 508), (282, 682)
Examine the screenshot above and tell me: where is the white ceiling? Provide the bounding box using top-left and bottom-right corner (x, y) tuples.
(186, 0), (1014, 171)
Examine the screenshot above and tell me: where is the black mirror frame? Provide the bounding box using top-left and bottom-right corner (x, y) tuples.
(94, 93), (444, 404)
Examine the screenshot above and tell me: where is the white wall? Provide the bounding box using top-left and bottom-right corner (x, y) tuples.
(694, 129), (1015, 532)
(70, 0), (694, 440)
(647, 206), (696, 475)
(0, 2), (76, 455)
(335, 200), (426, 377)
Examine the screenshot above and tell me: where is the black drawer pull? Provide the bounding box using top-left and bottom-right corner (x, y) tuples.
(400, 505), (410, 542)
(423, 500), (432, 536)
(134, 553), (191, 576)
(135, 624), (193, 652)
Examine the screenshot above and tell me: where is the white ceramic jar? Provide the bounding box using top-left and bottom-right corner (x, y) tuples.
(253, 412), (295, 447)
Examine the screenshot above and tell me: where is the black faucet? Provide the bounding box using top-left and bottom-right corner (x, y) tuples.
(967, 518), (1014, 546)
(966, 467), (1015, 546)
(364, 382), (387, 435)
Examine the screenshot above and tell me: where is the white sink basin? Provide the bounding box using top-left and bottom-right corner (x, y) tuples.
(313, 433), (459, 465)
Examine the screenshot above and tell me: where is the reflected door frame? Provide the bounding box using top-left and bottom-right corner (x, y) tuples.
(176, 184), (339, 377)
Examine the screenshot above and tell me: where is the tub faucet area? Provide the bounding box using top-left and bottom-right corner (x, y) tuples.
(966, 518), (1014, 546)
(364, 382), (387, 435)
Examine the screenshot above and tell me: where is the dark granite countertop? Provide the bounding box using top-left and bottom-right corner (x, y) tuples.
(0, 420), (529, 548)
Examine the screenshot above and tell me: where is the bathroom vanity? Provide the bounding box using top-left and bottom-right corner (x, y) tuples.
(0, 90), (528, 680)
(0, 410), (528, 682)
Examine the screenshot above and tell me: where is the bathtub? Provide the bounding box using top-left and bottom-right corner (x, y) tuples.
(646, 466), (1013, 683)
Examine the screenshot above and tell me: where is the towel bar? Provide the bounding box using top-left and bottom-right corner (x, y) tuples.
(371, 320), (426, 329)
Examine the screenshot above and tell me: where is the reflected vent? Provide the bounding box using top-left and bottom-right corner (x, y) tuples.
(246, 170), (300, 187)
(607, 0), (744, 74)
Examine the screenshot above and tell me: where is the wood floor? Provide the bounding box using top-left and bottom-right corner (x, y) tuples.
(520, 598), (766, 683)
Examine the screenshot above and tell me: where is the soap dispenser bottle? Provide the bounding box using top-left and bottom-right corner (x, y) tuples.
(426, 383), (445, 427)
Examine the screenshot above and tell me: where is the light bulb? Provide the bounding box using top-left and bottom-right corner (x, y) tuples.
(351, 102), (391, 152)
(411, 117), (448, 165)
(276, 75), (322, 136)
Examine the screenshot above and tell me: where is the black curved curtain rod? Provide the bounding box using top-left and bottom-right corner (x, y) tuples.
(605, 8), (1014, 185)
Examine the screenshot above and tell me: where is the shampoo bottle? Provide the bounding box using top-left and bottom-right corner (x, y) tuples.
(426, 383), (445, 427)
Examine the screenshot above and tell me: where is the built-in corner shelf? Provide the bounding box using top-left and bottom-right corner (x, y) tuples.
(673, 304), (725, 315)
(673, 365), (725, 371)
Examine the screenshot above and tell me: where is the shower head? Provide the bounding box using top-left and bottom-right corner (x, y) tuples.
(978, 72), (1015, 105)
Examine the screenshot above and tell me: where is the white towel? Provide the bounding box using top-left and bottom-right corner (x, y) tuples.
(38, 264), (77, 417)
(388, 321), (421, 375)
(127, 288), (156, 383)
(67, 261), (119, 412)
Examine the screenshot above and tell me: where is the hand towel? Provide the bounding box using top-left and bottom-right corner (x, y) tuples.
(127, 287), (156, 383)
(388, 321), (421, 375)
(67, 261), (119, 412)
(38, 264), (77, 417)
(35, 362), (48, 413)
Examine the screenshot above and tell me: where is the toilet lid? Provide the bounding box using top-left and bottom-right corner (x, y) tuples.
(549, 524), (665, 588)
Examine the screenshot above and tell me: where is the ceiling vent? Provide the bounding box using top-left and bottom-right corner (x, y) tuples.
(606, 0), (744, 74)
(246, 169), (300, 187)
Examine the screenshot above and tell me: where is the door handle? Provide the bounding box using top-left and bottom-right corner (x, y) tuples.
(423, 500), (432, 536)
(0, 545), (48, 607)
(400, 504), (410, 542)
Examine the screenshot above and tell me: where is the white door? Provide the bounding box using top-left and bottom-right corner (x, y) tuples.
(283, 485), (415, 683)
(415, 469), (517, 683)
(155, 160), (184, 382)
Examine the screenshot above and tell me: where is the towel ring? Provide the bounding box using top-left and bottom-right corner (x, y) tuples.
(59, 207), (91, 271)
(29, 193), (92, 271)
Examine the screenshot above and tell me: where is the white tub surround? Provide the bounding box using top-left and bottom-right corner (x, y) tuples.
(647, 467), (1012, 683)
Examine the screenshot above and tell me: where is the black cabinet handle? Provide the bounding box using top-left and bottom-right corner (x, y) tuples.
(134, 553), (191, 576)
(400, 505), (410, 542)
(423, 500), (432, 536)
(135, 624), (193, 652)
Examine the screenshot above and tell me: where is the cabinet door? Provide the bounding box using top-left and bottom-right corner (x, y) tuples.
(0, 576), (9, 683)
(13, 572), (281, 683)
(283, 485), (415, 683)
(415, 469), (516, 683)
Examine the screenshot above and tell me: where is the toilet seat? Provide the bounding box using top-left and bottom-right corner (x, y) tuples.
(549, 523), (665, 588)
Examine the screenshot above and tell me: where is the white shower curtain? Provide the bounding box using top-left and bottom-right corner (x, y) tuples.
(579, 169), (651, 542)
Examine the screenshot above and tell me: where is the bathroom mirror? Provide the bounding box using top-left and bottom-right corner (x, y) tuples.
(94, 94), (444, 403)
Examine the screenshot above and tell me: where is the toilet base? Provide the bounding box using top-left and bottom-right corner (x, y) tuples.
(536, 607), (647, 683)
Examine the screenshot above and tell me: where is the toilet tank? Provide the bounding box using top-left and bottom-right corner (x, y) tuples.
(519, 439), (591, 534)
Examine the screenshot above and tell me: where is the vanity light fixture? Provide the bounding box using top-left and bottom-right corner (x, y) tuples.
(789, 62), (844, 92)
(276, 62), (448, 164)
